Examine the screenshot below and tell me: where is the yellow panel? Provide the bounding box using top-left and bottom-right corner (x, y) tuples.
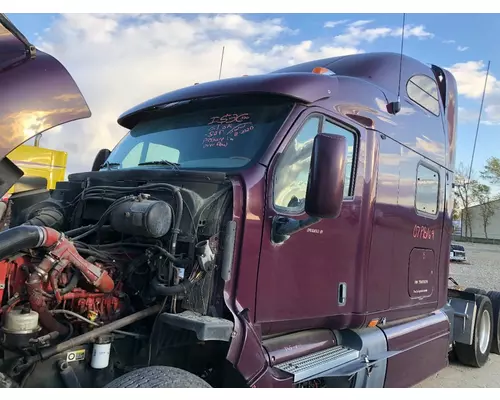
(6, 145), (68, 193)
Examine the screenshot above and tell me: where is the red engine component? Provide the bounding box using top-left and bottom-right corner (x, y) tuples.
(63, 289), (124, 323)
(0, 257), (28, 305)
(0, 255), (125, 325)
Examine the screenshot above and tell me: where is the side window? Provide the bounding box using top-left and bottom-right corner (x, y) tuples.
(322, 120), (356, 197)
(274, 117), (320, 212)
(273, 115), (356, 213)
(416, 164), (439, 215)
(406, 75), (440, 116)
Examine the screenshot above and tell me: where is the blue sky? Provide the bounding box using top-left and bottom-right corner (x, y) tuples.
(6, 13), (499, 183)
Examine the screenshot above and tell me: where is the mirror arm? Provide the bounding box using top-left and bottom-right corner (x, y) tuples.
(272, 215), (321, 244)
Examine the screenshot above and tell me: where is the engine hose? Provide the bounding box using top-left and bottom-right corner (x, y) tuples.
(170, 189), (183, 256)
(64, 224), (94, 237)
(95, 242), (190, 267)
(23, 208), (65, 230)
(150, 276), (196, 296)
(0, 225), (46, 260)
(59, 269), (81, 296)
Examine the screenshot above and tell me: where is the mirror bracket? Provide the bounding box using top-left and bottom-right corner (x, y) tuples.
(271, 215), (321, 244)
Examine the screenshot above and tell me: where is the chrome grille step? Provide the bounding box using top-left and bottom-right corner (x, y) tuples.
(274, 346), (360, 383)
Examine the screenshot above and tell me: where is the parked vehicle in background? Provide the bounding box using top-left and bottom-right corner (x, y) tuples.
(1, 13), (500, 389)
(450, 243), (467, 262)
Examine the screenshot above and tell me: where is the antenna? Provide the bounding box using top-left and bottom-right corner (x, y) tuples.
(468, 60), (491, 182)
(388, 13), (406, 115)
(218, 46), (225, 80)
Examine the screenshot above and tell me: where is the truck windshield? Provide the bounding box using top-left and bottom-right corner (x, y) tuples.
(104, 96), (295, 171)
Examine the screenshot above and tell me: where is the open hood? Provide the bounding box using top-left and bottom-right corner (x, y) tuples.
(0, 13), (91, 196)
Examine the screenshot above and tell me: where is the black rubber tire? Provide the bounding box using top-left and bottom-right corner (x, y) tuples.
(486, 291), (500, 355)
(454, 294), (493, 368)
(464, 288), (488, 296)
(104, 366), (212, 388)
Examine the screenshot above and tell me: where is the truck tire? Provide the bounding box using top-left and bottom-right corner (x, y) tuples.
(486, 291), (500, 355)
(104, 366), (212, 388)
(454, 294), (493, 368)
(464, 288), (488, 296)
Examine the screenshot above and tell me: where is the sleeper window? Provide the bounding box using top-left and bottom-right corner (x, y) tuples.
(407, 75), (440, 116)
(416, 164), (439, 215)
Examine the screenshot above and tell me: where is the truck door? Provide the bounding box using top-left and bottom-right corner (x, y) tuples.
(255, 109), (364, 332)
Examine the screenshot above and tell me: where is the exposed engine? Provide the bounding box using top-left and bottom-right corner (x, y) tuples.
(0, 170), (234, 387)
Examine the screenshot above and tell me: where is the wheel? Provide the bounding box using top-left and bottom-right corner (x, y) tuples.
(454, 294), (493, 368)
(486, 291), (500, 355)
(464, 288), (488, 296)
(104, 366), (212, 388)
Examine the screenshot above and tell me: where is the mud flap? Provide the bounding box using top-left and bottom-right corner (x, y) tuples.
(448, 289), (478, 345)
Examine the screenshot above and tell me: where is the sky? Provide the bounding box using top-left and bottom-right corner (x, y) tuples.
(5, 13), (500, 188)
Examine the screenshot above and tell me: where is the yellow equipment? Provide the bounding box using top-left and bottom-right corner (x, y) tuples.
(5, 134), (67, 195)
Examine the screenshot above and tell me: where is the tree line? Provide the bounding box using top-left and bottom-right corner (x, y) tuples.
(454, 157), (500, 239)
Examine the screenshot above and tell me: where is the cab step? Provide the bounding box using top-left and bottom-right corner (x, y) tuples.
(274, 346), (360, 383)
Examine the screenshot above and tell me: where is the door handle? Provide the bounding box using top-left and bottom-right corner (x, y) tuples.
(338, 282), (347, 306)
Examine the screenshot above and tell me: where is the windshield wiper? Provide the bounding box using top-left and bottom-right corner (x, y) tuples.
(100, 161), (121, 170)
(138, 160), (181, 171)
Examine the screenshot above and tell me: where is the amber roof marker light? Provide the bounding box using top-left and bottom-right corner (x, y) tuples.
(312, 67), (336, 76)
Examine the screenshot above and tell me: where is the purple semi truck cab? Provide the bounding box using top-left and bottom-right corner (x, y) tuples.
(0, 14), (497, 389)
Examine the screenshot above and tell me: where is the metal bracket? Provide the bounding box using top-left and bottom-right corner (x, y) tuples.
(159, 310), (234, 342)
(309, 349), (402, 380)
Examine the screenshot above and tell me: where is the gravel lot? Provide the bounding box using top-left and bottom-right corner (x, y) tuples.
(448, 242), (500, 292)
(416, 241), (500, 388)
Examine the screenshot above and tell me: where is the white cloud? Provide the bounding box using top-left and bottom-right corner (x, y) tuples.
(333, 19), (434, 46)
(448, 60), (500, 125)
(197, 14), (298, 41)
(33, 13), (363, 174)
(268, 40), (362, 66)
(324, 19), (349, 28)
(443, 39), (469, 52)
(349, 20), (373, 27)
(447, 61), (497, 99)
(400, 25), (434, 39)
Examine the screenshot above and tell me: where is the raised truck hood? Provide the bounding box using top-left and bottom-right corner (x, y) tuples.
(0, 13), (91, 197)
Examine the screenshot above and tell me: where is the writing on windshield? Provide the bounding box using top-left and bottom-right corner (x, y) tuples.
(203, 113), (255, 149)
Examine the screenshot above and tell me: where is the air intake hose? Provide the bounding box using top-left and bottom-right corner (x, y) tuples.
(23, 208), (65, 229)
(0, 225), (46, 260)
